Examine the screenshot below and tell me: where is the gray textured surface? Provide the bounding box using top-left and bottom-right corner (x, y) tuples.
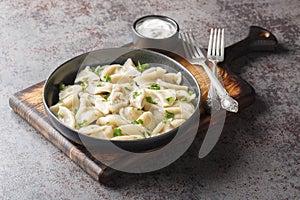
(1, 0), (299, 199)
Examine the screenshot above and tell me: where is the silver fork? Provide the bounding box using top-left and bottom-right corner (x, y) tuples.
(206, 28), (224, 111)
(180, 32), (238, 113)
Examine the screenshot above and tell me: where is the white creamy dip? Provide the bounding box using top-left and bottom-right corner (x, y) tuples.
(135, 18), (177, 39)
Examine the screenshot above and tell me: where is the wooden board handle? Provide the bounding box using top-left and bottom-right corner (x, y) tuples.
(222, 26), (278, 66)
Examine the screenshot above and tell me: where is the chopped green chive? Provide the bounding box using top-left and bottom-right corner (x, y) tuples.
(188, 90), (194, 95)
(165, 110), (174, 119)
(149, 83), (160, 90)
(78, 120), (87, 128)
(133, 92), (141, 99)
(166, 97), (174, 103)
(113, 128), (122, 137)
(104, 75), (111, 82)
(93, 66), (103, 74)
(57, 113), (63, 119)
(180, 97), (187, 102)
(73, 109), (78, 115)
(146, 96), (157, 104)
(131, 119), (143, 125)
(80, 82), (88, 90)
(104, 93), (110, 100)
(59, 83), (65, 90)
(137, 61), (149, 72)
(125, 87), (131, 91)
(82, 77), (89, 83)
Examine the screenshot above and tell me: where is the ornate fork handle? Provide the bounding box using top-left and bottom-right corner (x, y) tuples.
(197, 60), (239, 113)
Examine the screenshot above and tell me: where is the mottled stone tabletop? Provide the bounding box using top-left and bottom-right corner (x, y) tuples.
(1, 0), (299, 199)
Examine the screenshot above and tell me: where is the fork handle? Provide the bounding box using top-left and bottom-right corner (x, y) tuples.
(222, 26), (278, 64)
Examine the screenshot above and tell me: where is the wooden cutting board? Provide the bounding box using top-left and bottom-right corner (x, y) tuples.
(9, 26), (278, 183)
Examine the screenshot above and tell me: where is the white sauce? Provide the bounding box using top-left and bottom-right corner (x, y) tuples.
(135, 18), (177, 39)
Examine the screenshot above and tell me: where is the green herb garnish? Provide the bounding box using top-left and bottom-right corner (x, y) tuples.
(104, 93), (110, 100)
(166, 97), (174, 103)
(125, 87), (131, 91)
(133, 92), (141, 99)
(78, 120), (87, 128)
(113, 128), (122, 137)
(104, 75), (111, 82)
(180, 97), (187, 102)
(137, 61), (149, 72)
(93, 66), (103, 74)
(59, 83), (65, 90)
(74, 109), (78, 115)
(131, 119), (143, 125)
(188, 90), (194, 95)
(80, 82), (88, 90)
(146, 96), (157, 104)
(149, 83), (160, 90)
(165, 111), (174, 119)
(57, 113), (63, 119)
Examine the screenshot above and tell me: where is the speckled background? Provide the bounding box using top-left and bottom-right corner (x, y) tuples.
(1, 0), (299, 199)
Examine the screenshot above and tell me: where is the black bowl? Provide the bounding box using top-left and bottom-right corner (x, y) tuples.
(43, 48), (201, 152)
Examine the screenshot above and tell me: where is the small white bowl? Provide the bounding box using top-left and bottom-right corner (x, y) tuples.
(132, 15), (180, 51)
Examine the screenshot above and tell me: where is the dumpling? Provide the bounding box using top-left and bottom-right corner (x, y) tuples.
(110, 74), (133, 84)
(116, 58), (141, 76)
(129, 88), (146, 109)
(59, 93), (80, 112)
(59, 85), (82, 100)
(161, 72), (182, 85)
(134, 67), (166, 86)
(50, 101), (63, 115)
(152, 119), (173, 136)
(136, 111), (157, 131)
(86, 82), (112, 95)
(75, 107), (102, 128)
(108, 85), (129, 113)
(145, 89), (176, 107)
(119, 107), (143, 121)
(78, 125), (113, 139)
(96, 114), (128, 127)
(57, 106), (76, 129)
(176, 90), (196, 102)
(170, 119), (185, 128)
(118, 124), (150, 137)
(165, 101), (195, 120)
(94, 95), (110, 115)
(75, 66), (100, 83)
(152, 121), (165, 136)
(100, 64), (122, 81)
(156, 79), (188, 91)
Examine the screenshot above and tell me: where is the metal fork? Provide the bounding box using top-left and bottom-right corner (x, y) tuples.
(180, 32), (238, 113)
(206, 28), (224, 111)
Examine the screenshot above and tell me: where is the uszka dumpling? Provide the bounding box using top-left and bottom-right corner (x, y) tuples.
(78, 125), (113, 139)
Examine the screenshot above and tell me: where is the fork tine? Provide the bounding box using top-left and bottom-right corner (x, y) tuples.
(216, 29), (221, 56)
(190, 33), (202, 57)
(180, 33), (192, 58)
(182, 32), (199, 58)
(207, 29), (213, 57)
(212, 29), (217, 56)
(220, 29), (224, 60)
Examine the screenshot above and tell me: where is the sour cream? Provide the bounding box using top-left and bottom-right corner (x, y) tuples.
(135, 18), (177, 39)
